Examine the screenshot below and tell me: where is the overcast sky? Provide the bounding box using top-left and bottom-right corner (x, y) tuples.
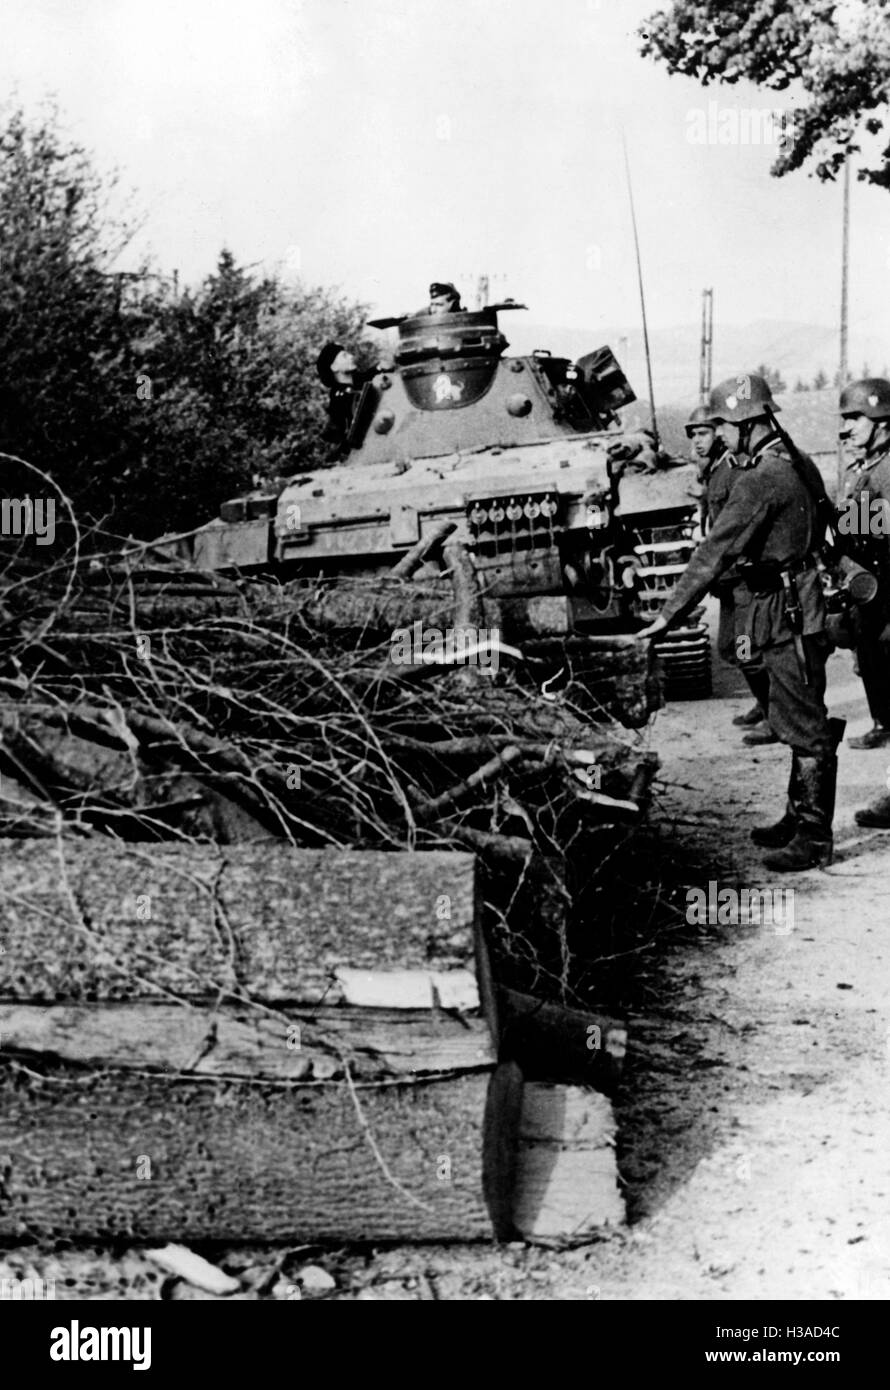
(3, 0), (888, 361)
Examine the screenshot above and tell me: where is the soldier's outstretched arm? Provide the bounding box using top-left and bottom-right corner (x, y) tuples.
(637, 477), (771, 638)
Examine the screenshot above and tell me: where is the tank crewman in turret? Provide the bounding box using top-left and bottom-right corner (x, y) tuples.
(638, 373), (842, 872)
(426, 281), (464, 315)
(837, 380), (890, 757)
(686, 403), (775, 744)
(315, 342), (368, 461)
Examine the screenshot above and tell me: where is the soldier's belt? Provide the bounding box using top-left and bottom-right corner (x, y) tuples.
(739, 557), (816, 594)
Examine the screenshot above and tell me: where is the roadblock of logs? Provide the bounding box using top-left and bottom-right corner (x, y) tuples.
(0, 841), (625, 1244)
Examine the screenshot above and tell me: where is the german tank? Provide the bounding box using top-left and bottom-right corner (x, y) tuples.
(183, 299), (710, 696)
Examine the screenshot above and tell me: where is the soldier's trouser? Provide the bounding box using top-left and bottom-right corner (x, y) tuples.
(717, 590), (765, 667)
(717, 590), (767, 705)
(759, 635), (833, 756)
(855, 601), (890, 728)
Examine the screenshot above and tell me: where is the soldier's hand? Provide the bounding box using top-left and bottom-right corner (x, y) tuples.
(636, 615), (668, 641)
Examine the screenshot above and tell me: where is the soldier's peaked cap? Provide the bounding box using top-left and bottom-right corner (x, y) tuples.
(429, 281), (459, 298)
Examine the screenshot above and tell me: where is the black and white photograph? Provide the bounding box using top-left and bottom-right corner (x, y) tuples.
(0, 0), (888, 1345)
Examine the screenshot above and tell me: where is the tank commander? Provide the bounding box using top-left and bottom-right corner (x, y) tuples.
(427, 281), (464, 315)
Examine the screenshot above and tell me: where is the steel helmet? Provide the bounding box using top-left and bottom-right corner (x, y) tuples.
(707, 373), (780, 423)
(838, 378), (890, 420)
(685, 404), (717, 436)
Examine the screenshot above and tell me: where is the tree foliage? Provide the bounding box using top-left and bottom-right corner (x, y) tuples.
(641, 1), (890, 188)
(0, 106), (143, 518)
(756, 362), (787, 394)
(124, 252), (370, 535)
(0, 106), (372, 540)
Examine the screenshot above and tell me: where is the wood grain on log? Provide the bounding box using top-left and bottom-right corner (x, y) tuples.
(0, 842), (482, 1008)
(0, 1002), (495, 1081)
(0, 1064), (493, 1243)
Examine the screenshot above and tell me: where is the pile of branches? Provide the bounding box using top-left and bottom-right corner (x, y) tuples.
(0, 547), (652, 843)
(0, 494), (662, 999)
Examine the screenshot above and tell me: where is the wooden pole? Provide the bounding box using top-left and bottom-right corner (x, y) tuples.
(838, 153), (851, 499)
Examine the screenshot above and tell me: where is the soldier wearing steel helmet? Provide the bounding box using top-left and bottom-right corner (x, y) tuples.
(639, 372), (842, 872)
(685, 402), (774, 741)
(836, 379), (890, 760)
(687, 404), (730, 521)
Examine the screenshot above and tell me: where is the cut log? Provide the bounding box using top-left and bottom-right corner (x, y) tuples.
(389, 520), (457, 579)
(0, 842), (502, 1244)
(511, 1081), (624, 1240)
(0, 1063), (493, 1243)
(442, 540), (485, 632)
(0, 843), (484, 1009)
(0, 1029), (621, 1244)
(0, 1002), (495, 1081)
(497, 986), (627, 1089)
(483, 1064), (624, 1243)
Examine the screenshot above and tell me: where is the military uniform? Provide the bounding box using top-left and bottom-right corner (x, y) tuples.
(661, 434), (832, 754)
(685, 407), (771, 735)
(843, 448), (890, 732)
(322, 382), (362, 459)
(701, 450), (733, 525)
(706, 454), (764, 676)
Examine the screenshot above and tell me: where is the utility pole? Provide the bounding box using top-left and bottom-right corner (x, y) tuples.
(476, 274), (490, 309)
(838, 153), (851, 497)
(699, 287), (714, 404)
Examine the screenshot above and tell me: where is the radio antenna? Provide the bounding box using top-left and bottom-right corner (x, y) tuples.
(622, 133), (659, 451)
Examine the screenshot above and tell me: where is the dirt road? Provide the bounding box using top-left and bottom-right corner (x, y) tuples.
(319, 610), (890, 1300)
(4, 603), (889, 1301)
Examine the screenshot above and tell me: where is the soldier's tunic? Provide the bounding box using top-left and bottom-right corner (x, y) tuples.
(842, 449), (890, 729)
(703, 450), (766, 679)
(660, 434), (831, 754)
(702, 451), (733, 526)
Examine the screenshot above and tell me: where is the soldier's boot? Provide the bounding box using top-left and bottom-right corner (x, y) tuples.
(855, 793), (890, 828)
(733, 704), (765, 728)
(847, 724), (890, 750)
(743, 725), (780, 746)
(760, 721), (844, 870)
(733, 668), (770, 728)
(750, 761), (799, 848)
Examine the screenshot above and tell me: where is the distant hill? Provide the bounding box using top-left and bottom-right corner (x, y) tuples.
(623, 388), (842, 463)
(505, 317), (890, 411)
